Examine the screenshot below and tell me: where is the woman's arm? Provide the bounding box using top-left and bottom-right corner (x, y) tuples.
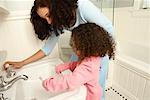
(3, 50), (46, 69)
(21, 50), (46, 66)
(24, 33), (59, 65)
(4, 33), (59, 69)
(41, 32), (59, 55)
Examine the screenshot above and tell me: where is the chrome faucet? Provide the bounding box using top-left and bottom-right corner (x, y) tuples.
(5, 65), (16, 78)
(0, 75), (28, 92)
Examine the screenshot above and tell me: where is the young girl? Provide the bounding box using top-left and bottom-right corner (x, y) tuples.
(42, 23), (115, 100)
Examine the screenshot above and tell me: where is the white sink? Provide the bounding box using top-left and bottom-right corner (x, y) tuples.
(16, 79), (86, 100)
(16, 80), (59, 100)
(14, 58), (86, 100)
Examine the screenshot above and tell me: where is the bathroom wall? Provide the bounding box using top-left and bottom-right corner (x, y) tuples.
(0, 16), (59, 60)
(114, 7), (150, 65)
(102, 6), (149, 65)
(4, 0), (33, 11)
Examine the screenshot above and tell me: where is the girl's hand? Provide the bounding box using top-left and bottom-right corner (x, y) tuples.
(55, 65), (62, 74)
(55, 63), (66, 74)
(3, 61), (24, 70)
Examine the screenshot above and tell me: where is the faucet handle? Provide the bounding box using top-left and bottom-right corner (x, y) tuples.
(6, 65), (16, 78)
(0, 76), (6, 87)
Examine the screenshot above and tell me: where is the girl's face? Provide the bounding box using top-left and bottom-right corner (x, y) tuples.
(37, 7), (52, 24)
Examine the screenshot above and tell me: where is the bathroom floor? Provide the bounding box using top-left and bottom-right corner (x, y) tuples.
(105, 87), (131, 100)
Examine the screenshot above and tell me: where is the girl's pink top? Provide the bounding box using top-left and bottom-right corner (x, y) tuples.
(43, 57), (102, 100)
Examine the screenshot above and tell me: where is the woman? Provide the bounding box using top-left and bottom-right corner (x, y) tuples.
(4, 0), (114, 99)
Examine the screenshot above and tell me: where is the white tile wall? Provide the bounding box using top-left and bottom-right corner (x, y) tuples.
(0, 11), (59, 70)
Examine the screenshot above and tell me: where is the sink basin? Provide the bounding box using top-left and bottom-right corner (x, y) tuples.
(16, 79), (86, 100)
(16, 80), (59, 100)
(15, 58), (86, 100)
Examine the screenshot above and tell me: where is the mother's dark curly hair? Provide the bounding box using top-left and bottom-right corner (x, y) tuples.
(30, 0), (78, 40)
(70, 23), (116, 61)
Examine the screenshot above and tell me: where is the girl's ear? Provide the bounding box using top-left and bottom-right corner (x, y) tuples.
(76, 50), (81, 57)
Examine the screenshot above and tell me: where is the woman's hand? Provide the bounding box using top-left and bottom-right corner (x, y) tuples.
(3, 50), (46, 70)
(3, 61), (24, 70)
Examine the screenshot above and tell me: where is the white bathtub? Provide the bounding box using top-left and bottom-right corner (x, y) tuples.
(1, 58), (86, 100)
(112, 54), (150, 100)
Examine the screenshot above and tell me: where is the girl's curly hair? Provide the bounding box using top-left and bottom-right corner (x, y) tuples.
(70, 23), (116, 61)
(30, 0), (78, 40)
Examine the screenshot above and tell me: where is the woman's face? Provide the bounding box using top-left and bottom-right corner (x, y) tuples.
(37, 7), (52, 24)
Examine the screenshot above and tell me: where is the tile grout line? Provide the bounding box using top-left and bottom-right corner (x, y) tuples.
(105, 87), (129, 100)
